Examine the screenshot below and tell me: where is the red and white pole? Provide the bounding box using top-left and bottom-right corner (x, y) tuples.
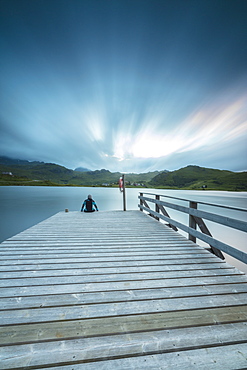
(119, 175), (126, 211)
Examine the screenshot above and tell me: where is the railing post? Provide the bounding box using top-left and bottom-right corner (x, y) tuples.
(155, 195), (160, 221)
(122, 174), (126, 211)
(189, 201), (197, 242)
(140, 192), (143, 211)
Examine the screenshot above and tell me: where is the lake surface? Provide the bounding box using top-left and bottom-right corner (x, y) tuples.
(0, 186), (246, 273)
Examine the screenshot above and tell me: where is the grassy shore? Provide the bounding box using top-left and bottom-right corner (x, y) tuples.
(0, 176), (246, 191)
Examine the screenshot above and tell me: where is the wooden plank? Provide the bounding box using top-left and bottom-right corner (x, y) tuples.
(0, 242), (203, 250)
(38, 343), (247, 370)
(0, 268), (243, 288)
(17, 241), (193, 245)
(0, 247), (212, 256)
(1, 275), (246, 298)
(0, 210), (246, 369)
(1, 306), (247, 346)
(1, 232), (195, 240)
(1, 323), (247, 368)
(0, 257), (223, 271)
(0, 231), (188, 239)
(0, 254), (217, 266)
(0, 262), (234, 279)
(1, 284), (247, 310)
(0, 247), (203, 253)
(1, 293), (247, 325)
(0, 250), (212, 260)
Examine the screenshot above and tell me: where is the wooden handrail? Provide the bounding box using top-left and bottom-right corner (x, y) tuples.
(139, 192), (247, 212)
(140, 196), (247, 233)
(138, 193), (247, 264)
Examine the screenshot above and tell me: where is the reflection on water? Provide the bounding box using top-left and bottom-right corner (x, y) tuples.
(0, 186), (246, 273)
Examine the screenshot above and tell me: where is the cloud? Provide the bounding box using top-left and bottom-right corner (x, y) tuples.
(0, 0), (246, 173)
(0, 82), (246, 172)
(101, 90), (247, 171)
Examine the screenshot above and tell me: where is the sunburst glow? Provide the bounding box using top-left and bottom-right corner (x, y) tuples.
(0, 1), (246, 172)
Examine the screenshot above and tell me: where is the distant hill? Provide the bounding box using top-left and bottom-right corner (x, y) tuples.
(0, 156), (42, 166)
(150, 165), (247, 191)
(74, 167), (91, 172)
(0, 157), (246, 190)
(0, 156), (160, 187)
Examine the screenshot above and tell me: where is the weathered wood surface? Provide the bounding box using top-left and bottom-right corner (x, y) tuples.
(0, 210), (246, 369)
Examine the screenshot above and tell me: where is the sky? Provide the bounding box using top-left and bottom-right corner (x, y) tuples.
(0, 0), (247, 173)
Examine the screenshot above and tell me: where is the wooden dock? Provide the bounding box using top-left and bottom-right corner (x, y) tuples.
(0, 210), (247, 369)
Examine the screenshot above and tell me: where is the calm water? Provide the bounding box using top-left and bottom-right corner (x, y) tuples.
(0, 186), (246, 273)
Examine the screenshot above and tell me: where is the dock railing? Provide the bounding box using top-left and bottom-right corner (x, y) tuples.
(138, 192), (247, 264)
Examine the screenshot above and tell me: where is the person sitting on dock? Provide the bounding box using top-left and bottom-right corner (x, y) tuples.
(81, 194), (98, 212)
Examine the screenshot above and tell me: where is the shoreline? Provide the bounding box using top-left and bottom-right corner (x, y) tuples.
(0, 183), (246, 192)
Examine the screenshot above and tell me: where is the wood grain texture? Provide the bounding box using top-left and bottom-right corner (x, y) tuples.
(0, 210), (246, 369)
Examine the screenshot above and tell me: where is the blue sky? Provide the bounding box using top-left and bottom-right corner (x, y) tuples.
(0, 0), (246, 172)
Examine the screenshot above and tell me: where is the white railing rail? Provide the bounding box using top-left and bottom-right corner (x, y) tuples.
(138, 192), (247, 264)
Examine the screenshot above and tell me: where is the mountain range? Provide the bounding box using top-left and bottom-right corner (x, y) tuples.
(0, 156), (246, 191)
